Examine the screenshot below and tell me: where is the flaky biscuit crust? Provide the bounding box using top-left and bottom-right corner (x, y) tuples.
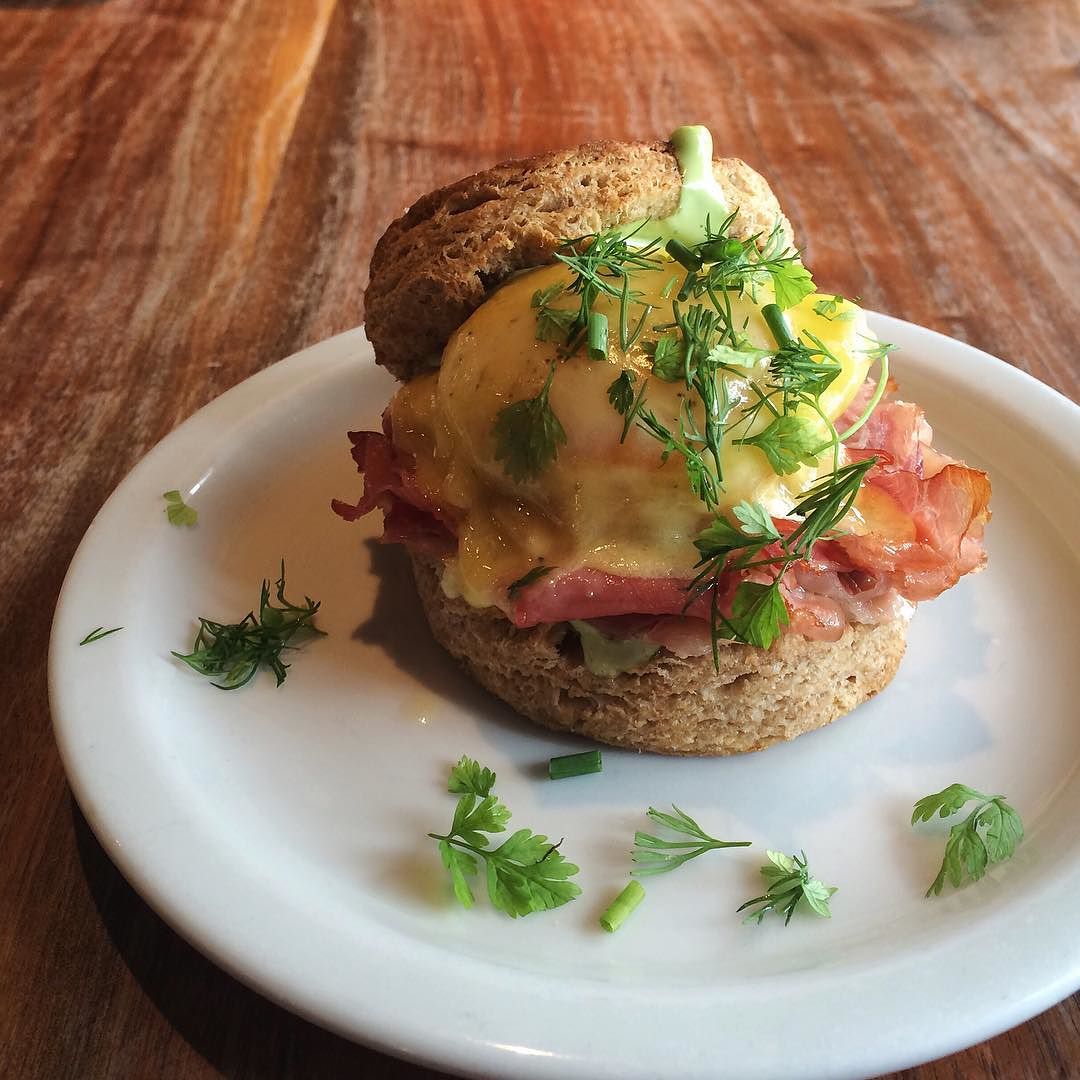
(411, 555), (906, 756)
(365, 140), (792, 381)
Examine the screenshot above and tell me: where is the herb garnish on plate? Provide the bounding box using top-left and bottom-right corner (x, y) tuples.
(172, 561), (324, 690)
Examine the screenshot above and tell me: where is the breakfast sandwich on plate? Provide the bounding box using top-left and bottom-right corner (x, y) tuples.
(333, 125), (991, 755)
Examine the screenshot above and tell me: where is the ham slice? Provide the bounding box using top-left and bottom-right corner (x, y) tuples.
(828, 464), (991, 600)
(846, 400), (929, 473)
(336, 381), (989, 640)
(508, 570), (742, 628)
(331, 420), (457, 556)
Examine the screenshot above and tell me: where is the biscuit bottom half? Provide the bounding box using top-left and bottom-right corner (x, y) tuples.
(410, 554), (908, 756)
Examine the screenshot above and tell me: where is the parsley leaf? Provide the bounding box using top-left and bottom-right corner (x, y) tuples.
(606, 369), (649, 442)
(429, 760), (582, 918)
(631, 805), (750, 876)
(484, 829), (582, 916)
(438, 840), (480, 908)
(911, 783), (988, 822)
(448, 755), (496, 797)
(606, 369), (636, 415)
(738, 850), (837, 925)
(732, 500), (781, 540)
(912, 783), (1024, 896)
(812, 295), (855, 322)
(724, 580), (789, 650)
(163, 490), (197, 526)
(531, 282), (577, 342)
(734, 414), (820, 475)
(644, 334), (682, 381)
(451, 791), (512, 845)
(492, 361), (567, 483)
(768, 261), (816, 311)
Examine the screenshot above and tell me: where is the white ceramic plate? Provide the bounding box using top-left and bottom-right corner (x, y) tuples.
(50, 317), (1080, 1080)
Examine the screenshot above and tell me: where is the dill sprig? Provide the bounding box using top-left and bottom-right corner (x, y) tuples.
(552, 226), (664, 353)
(79, 626), (123, 646)
(785, 457), (876, 556)
(512, 212), (877, 661)
(625, 300), (742, 501)
(688, 457), (877, 657)
(675, 214), (816, 314)
(172, 561), (325, 690)
(636, 404), (722, 511)
(631, 805), (750, 876)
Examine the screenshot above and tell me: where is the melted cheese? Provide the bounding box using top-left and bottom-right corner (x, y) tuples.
(389, 264), (877, 610)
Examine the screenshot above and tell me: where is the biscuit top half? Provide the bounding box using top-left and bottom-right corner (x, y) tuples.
(364, 133), (792, 381)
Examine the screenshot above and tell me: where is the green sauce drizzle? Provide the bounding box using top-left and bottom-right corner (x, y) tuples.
(625, 124), (731, 246)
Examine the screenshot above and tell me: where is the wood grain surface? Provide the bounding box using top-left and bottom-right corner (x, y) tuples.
(2, 1), (1078, 1077)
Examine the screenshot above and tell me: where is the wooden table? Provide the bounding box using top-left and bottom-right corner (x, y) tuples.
(3, 1), (1078, 1076)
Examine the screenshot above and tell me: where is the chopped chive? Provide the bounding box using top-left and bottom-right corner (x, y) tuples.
(700, 236), (745, 263)
(762, 302), (794, 348)
(600, 880), (645, 932)
(677, 271), (699, 302)
(665, 238), (702, 272)
(548, 749), (603, 780)
(79, 626), (123, 646)
(587, 312), (609, 360)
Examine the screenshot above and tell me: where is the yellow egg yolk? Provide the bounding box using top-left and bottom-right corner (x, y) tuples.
(388, 263), (877, 610)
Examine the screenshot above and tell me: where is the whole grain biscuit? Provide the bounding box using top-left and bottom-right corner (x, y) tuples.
(365, 140), (792, 381)
(411, 554), (906, 756)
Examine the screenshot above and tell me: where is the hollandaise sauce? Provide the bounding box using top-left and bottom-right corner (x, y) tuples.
(380, 125), (893, 626)
(389, 257), (878, 609)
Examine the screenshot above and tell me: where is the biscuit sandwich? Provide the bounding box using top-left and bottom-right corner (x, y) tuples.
(334, 125), (990, 755)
